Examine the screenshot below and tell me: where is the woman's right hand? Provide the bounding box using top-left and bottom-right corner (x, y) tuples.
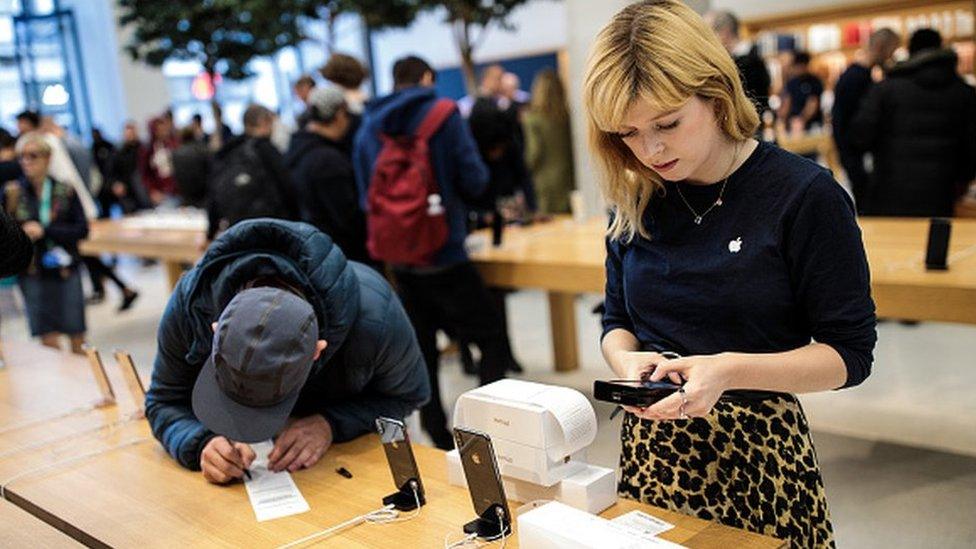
(610, 350), (681, 383)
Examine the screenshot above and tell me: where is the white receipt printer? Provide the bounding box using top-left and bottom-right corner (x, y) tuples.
(453, 379), (598, 486)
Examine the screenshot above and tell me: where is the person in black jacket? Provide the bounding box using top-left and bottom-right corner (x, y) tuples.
(831, 28), (900, 214)
(851, 29), (976, 217)
(172, 126), (211, 208)
(85, 126), (141, 311)
(706, 10), (772, 118)
(0, 129), (22, 184)
(145, 219), (428, 482)
(1, 209), (32, 277)
(102, 121), (148, 214)
(207, 105), (300, 241)
(284, 86), (370, 265)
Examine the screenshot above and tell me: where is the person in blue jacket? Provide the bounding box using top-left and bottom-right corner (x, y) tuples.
(145, 218), (429, 484)
(352, 56), (513, 450)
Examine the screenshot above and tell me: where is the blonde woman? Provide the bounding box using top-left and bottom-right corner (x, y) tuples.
(523, 69), (576, 214)
(584, 2), (876, 547)
(3, 134), (89, 353)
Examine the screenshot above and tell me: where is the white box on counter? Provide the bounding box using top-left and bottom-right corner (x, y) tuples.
(518, 501), (685, 549)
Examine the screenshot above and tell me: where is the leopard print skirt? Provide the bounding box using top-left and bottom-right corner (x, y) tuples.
(618, 394), (834, 548)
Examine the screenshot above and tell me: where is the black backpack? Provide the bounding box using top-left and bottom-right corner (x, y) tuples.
(212, 138), (285, 227)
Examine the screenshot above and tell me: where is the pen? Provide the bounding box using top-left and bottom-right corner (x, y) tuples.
(232, 445), (253, 480)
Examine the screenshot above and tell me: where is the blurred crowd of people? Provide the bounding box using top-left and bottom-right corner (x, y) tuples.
(0, 51), (577, 448)
(706, 11), (976, 218)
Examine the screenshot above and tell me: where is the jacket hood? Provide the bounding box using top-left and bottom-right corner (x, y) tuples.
(283, 130), (340, 169)
(362, 86), (437, 137)
(178, 219), (360, 371)
(214, 134), (250, 160)
(888, 48), (960, 88)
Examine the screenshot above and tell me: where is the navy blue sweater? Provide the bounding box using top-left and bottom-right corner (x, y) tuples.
(602, 141), (876, 389)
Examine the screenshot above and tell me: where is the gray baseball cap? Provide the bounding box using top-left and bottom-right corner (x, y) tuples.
(307, 85), (347, 122)
(192, 287), (320, 442)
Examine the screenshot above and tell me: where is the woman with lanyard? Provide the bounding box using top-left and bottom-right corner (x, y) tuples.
(3, 133), (89, 353)
(584, 2), (876, 547)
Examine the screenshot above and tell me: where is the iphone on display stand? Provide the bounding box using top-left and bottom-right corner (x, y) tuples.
(375, 417), (425, 511)
(453, 427), (512, 540)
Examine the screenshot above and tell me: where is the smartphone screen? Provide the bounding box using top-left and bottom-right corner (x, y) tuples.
(454, 427), (510, 525)
(375, 417), (423, 496)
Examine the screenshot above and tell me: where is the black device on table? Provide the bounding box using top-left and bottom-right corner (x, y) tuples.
(375, 416), (425, 511)
(925, 217), (951, 271)
(453, 427), (511, 540)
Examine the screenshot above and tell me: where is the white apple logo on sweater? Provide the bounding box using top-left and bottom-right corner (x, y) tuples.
(729, 237), (742, 253)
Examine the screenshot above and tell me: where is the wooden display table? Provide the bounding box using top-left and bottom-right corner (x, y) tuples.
(469, 217), (976, 370)
(776, 133), (841, 175)
(80, 216), (976, 371)
(2, 427), (783, 548)
(79, 219), (203, 289)
(0, 341), (144, 493)
(0, 499), (80, 548)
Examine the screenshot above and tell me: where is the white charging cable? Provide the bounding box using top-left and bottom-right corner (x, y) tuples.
(275, 482), (423, 548)
(0, 404), (99, 436)
(0, 437), (148, 499)
(0, 411), (143, 460)
(443, 507), (509, 549)
(366, 481), (423, 524)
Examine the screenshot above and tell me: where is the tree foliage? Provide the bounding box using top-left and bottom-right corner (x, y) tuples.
(417, 0), (536, 94)
(118, 0), (320, 80)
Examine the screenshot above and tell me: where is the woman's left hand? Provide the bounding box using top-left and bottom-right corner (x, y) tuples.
(622, 353), (738, 421)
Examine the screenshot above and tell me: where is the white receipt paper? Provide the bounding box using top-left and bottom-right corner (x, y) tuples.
(244, 441), (310, 522)
(611, 510), (676, 539)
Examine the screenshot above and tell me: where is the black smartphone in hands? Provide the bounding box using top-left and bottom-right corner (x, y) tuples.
(375, 417), (425, 509)
(593, 379), (683, 407)
(453, 427), (511, 540)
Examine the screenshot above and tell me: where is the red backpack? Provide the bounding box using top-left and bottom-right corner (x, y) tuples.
(366, 99), (456, 266)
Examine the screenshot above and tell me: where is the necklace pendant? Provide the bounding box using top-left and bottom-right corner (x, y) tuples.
(715, 198), (723, 206)
(694, 216), (702, 225)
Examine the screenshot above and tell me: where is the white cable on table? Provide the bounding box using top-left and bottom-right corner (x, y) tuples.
(0, 404), (99, 436)
(0, 411), (143, 460)
(274, 504), (394, 549)
(443, 507), (509, 549)
(275, 482), (424, 548)
(0, 436), (149, 499)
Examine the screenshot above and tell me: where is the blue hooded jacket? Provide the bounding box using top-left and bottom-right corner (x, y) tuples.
(145, 219), (430, 470)
(353, 86), (489, 266)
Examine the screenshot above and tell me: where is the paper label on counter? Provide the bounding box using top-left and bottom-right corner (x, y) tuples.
(244, 441), (310, 522)
(611, 510), (676, 539)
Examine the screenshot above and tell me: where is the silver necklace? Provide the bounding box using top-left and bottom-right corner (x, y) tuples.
(674, 142), (741, 225)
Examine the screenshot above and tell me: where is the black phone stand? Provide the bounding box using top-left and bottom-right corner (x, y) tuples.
(463, 505), (511, 540)
(382, 479), (425, 511)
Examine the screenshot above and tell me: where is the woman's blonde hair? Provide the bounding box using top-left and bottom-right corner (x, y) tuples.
(15, 132), (52, 157)
(529, 69), (569, 120)
(583, 0), (759, 242)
